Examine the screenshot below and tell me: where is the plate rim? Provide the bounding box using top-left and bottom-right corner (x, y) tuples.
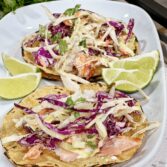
(0, 0), (166, 166)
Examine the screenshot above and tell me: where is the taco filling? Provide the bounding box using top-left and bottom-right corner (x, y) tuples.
(1, 85), (158, 166)
(22, 5), (139, 80)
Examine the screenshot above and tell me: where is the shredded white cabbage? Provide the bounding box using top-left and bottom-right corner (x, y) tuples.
(42, 5), (57, 22)
(59, 71), (89, 84)
(101, 98), (134, 109)
(132, 122), (160, 137)
(115, 80), (150, 100)
(85, 114), (104, 129)
(58, 115), (75, 129)
(35, 115), (66, 140)
(60, 73), (80, 92)
(45, 25), (58, 58)
(95, 119), (107, 138)
(1, 134), (29, 144)
(33, 101), (57, 113)
(119, 43), (135, 56)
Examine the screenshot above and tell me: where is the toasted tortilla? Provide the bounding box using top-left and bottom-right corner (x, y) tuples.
(0, 83), (145, 167)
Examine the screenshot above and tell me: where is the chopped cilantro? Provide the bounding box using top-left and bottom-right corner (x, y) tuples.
(66, 97), (74, 106)
(74, 112), (80, 118)
(39, 24), (45, 37)
(86, 141), (97, 149)
(59, 39), (68, 54)
(47, 32), (52, 39)
(87, 134), (95, 139)
(39, 24), (51, 38)
(64, 4), (81, 16)
(79, 39), (86, 48)
(76, 97), (86, 103)
(52, 32), (62, 43)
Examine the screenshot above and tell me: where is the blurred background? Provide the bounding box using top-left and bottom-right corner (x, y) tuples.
(0, 0), (54, 18)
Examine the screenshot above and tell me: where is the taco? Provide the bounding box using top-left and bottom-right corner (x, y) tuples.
(0, 83), (152, 167)
(22, 5), (140, 80)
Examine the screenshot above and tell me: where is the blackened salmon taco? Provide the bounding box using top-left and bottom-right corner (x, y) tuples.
(22, 5), (139, 81)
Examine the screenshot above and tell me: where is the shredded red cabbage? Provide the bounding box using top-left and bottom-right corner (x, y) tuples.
(114, 91), (136, 107)
(25, 35), (44, 47)
(73, 92), (112, 112)
(104, 114), (126, 137)
(35, 47), (55, 67)
(60, 114), (97, 130)
(105, 47), (120, 57)
(40, 116), (97, 135)
(38, 47), (52, 58)
(14, 103), (35, 114)
(88, 48), (100, 56)
(15, 89), (137, 142)
(38, 97), (68, 108)
(19, 133), (40, 146)
(39, 95), (101, 113)
(126, 18), (135, 42)
(48, 23), (72, 38)
(96, 91), (113, 110)
(19, 132), (60, 149)
(14, 103), (97, 137)
(73, 108), (97, 113)
(108, 21), (124, 35)
(96, 91), (112, 101)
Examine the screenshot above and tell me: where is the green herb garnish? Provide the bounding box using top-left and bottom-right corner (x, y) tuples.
(66, 97), (75, 106)
(74, 112), (80, 118)
(39, 24), (51, 38)
(52, 32), (62, 43)
(79, 39), (86, 48)
(64, 4), (81, 16)
(39, 24), (45, 36)
(76, 97), (86, 103)
(0, 0), (54, 19)
(87, 135), (95, 139)
(66, 97), (86, 108)
(59, 39), (68, 54)
(86, 141), (97, 149)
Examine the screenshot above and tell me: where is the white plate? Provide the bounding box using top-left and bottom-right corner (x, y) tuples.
(0, 0), (166, 166)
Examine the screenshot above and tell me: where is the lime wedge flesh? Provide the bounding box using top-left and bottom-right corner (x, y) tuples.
(109, 50), (159, 71)
(0, 73), (41, 99)
(2, 54), (39, 75)
(102, 68), (154, 92)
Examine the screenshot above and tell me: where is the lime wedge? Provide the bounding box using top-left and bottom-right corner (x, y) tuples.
(2, 54), (39, 75)
(102, 68), (154, 92)
(109, 50), (159, 71)
(0, 73), (41, 99)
